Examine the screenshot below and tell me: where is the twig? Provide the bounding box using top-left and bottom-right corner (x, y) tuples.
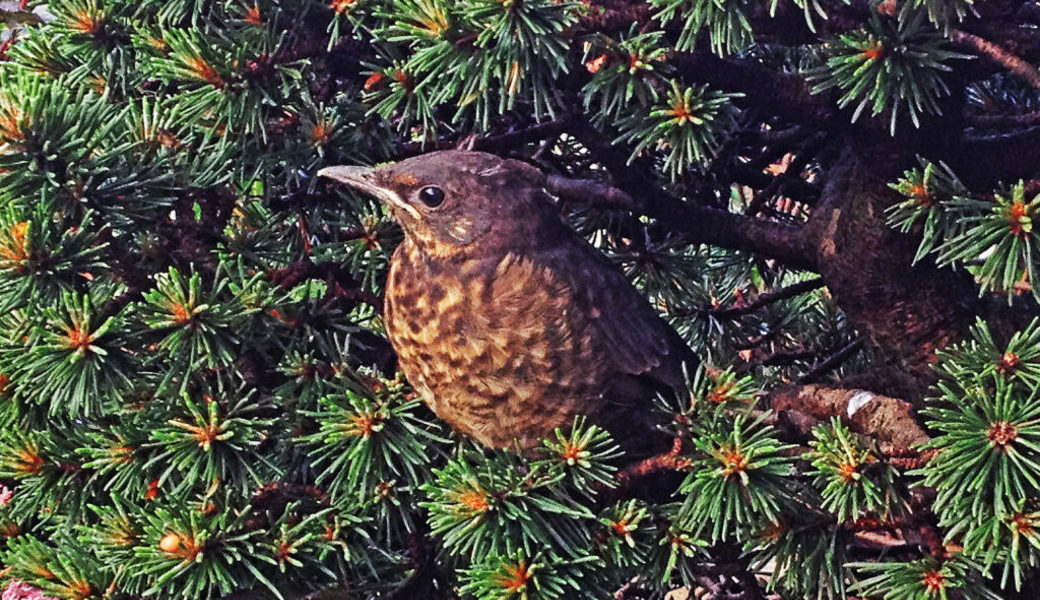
(967, 109), (1040, 128)
(762, 134), (826, 211)
(612, 576), (640, 599)
(0, 29), (19, 61)
(712, 277), (825, 318)
(744, 346), (818, 369)
(473, 117), (573, 153)
(951, 29), (1040, 89)
(297, 213), (313, 255)
(268, 258), (382, 310)
(732, 163), (820, 206)
(613, 437), (690, 489)
(956, 122), (1040, 185)
(747, 176), (784, 216)
(669, 277), (825, 320)
(800, 338), (864, 383)
(250, 481), (331, 508)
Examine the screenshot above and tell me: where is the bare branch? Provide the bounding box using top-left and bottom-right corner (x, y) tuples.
(801, 338), (864, 383)
(613, 436), (690, 491)
(546, 175), (642, 211)
(967, 109), (1040, 128)
(567, 117), (817, 270)
(951, 29), (1040, 89)
(731, 162), (821, 205)
(712, 277), (825, 318)
(956, 122), (1040, 185)
(768, 384), (929, 451)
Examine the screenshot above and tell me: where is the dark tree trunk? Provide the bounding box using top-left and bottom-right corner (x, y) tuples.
(804, 140), (980, 403)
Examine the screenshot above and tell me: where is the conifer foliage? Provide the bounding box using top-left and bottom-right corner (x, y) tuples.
(0, 1), (1038, 599)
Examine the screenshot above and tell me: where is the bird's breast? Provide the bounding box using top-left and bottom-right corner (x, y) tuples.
(383, 244), (605, 449)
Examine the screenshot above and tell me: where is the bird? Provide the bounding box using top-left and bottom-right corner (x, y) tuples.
(318, 150), (696, 456)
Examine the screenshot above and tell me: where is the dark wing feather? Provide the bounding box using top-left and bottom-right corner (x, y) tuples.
(528, 229), (696, 458)
(535, 228), (698, 393)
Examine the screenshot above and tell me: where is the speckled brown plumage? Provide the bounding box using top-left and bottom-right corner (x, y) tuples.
(319, 151), (696, 454)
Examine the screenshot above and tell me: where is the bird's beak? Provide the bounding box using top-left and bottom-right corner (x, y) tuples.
(317, 165), (380, 195)
(317, 165), (421, 220)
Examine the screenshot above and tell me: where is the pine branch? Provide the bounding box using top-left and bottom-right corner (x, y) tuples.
(397, 116), (573, 158)
(801, 338), (864, 382)
(268, 258), (382, 310)
(567, 116), (817, 269)
(950, 29), (1040, 89)
(671, 51), (837, 126)
(711, 277), (825, 318)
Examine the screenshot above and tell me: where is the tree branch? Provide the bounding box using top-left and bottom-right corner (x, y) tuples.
(745, 346), (818, 368)
(951, 29), (1040, 89)
(546, 175), (642, 211)
(671, 51), (837, 126)
(731, 163), (821, 205)
(613, 436), (690, 491)
(712, 277), (825, 318)
(768, 384), (929, 451)
(967, 109), (1040, 128)
(960, 19), (1040, 63)
(566, 117), (817, 270)
(951, 122), (1040, 186)
(547, 172), (815, 268)
(577, 0), (652, 34)
(800, 338), (864, 382)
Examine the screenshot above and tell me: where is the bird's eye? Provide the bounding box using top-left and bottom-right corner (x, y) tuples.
(418, 186), (445, 208)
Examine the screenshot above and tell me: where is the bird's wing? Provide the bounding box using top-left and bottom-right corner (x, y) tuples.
(490, 226), (694, 390)
(531, 233), (698, 392)
(479, 243), (694, 456)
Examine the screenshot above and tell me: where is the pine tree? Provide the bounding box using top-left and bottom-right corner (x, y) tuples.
(0, 1), (1038, 599)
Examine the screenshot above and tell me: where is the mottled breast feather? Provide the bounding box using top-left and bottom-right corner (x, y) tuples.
(384, 229), (693, 453)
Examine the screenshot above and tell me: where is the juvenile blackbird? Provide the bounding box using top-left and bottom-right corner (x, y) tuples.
(319, 151), (696, 455)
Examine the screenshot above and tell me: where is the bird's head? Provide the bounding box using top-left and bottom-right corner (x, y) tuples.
(318, 150), (557, 257)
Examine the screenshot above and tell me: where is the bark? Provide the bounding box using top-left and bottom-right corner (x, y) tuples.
(768, 384), (929, 451)
(803, 140), (980, 402)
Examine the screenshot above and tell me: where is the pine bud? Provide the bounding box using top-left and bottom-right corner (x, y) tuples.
(159, 533), (182, 554)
